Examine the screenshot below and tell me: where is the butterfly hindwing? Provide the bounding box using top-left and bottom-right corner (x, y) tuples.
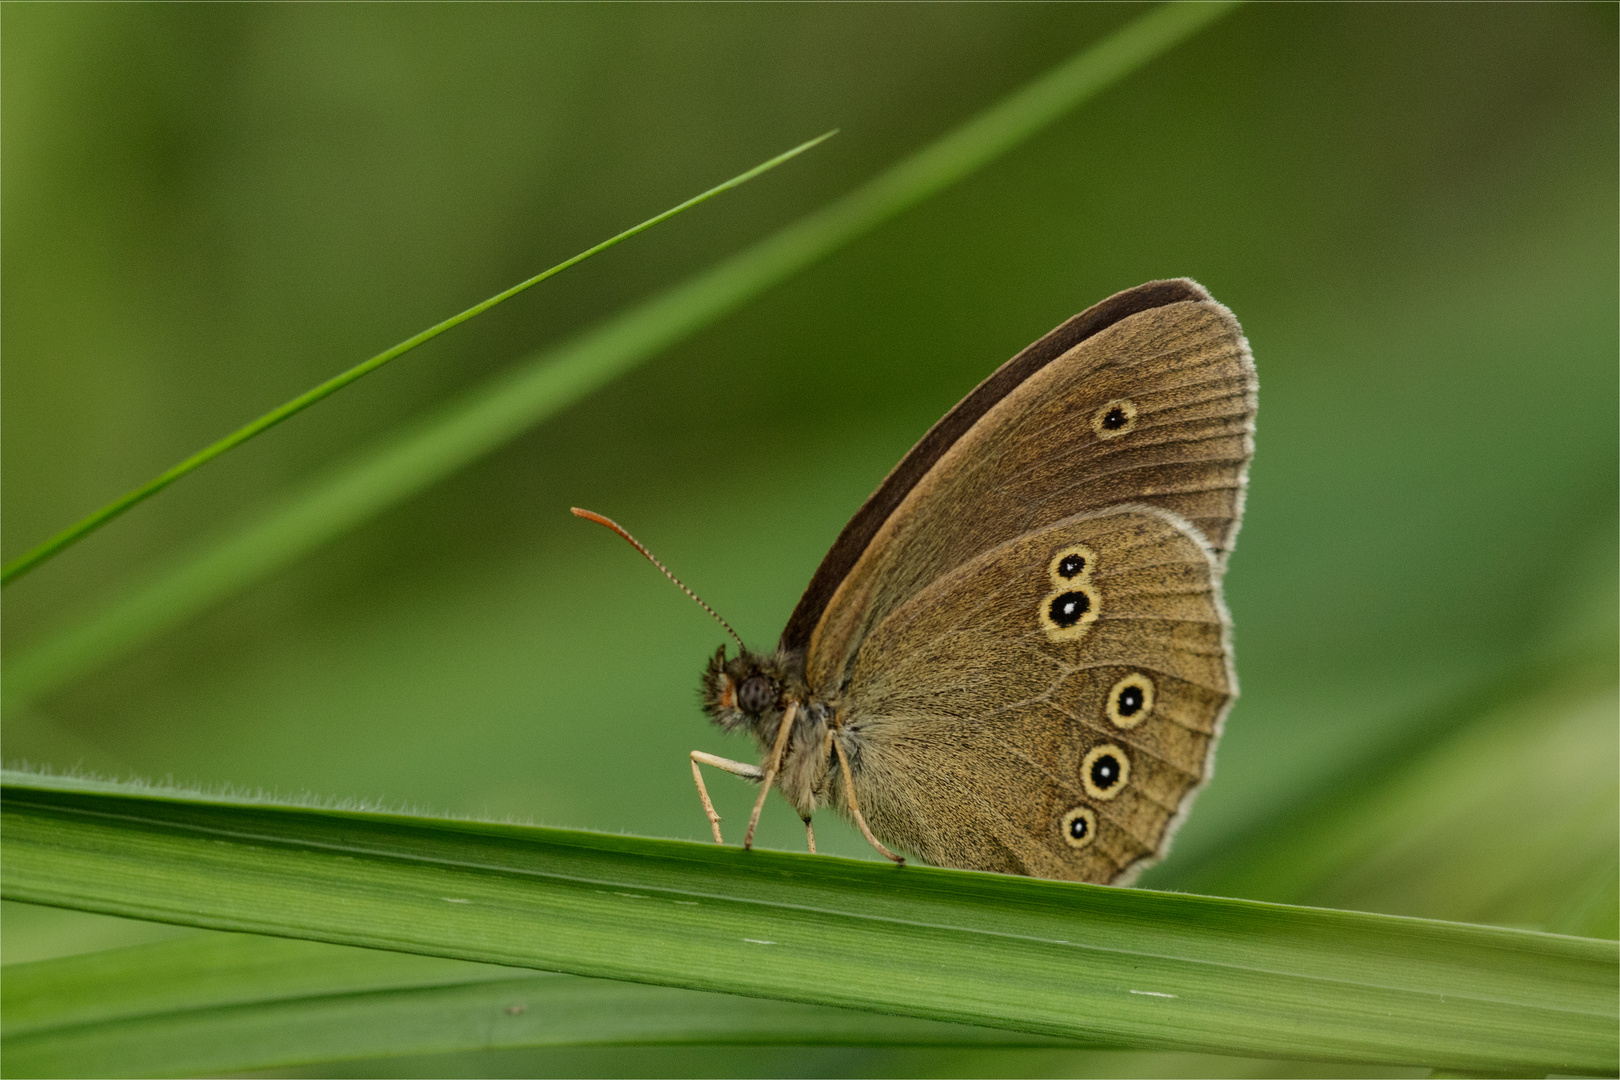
(834, 507), (1233, 883)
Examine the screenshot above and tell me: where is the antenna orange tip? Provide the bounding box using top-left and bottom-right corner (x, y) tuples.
(566, 505), (746, 649)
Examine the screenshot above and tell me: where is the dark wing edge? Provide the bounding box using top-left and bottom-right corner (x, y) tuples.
(780, 278), (1217, 653)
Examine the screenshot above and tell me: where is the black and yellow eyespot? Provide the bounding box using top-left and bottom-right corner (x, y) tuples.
(1081, 743), (1130, 801)
(1060, 805), (1097, 849)
(1106, 673), (1155, 729)
(1039, 583), (1099, 641)
(1091, 398), (1138, 439)
(1047, 543), (1097, 585)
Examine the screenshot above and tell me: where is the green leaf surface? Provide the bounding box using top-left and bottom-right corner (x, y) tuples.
(2, 774), (1613, 1076)
(9, 630), (1613, 1077)
(0, 0), (1238, 709)
(2, 935), (1076, 1079)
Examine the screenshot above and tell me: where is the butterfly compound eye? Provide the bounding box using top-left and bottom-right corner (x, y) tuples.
(1081, 744), (1131, 801)
(1091, 398), (1138, 439)
(737, 676), (775, 714)
(1060, 806), (1097, 849)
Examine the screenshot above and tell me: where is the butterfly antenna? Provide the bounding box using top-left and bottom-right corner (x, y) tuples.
(571, 508), (746, 651)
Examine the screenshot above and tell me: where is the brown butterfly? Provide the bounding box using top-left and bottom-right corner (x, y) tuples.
(577, 278), (1256, 883)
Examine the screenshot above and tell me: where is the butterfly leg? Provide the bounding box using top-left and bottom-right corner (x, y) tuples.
(803, 818), (817, 854)
(689, 751), (763, 845)
(744, 701), (799, 852)
(831, 737), (904, 866)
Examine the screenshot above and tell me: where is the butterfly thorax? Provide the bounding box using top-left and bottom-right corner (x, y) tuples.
(700, 645), (839, 817)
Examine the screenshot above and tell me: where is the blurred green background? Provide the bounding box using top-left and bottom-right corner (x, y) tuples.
(3, 4), (1615, 1077)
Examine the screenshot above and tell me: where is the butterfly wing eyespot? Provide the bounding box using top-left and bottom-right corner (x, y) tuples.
(1105, 673), (1156, 729)
(1090, 398), (1137, 439)
(1081, 743), (1131, 801)
(1047, 543), (1097, 584)
(1060, 806), (1097, 849)
(1039, 583), (1099, 641)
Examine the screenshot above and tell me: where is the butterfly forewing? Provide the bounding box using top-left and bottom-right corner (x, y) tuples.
(835, 507), (1233, 883)
(802, 282), (1255, 694)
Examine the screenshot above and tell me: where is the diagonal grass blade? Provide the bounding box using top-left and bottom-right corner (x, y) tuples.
(0, 132), (836, 587)
(3, 0), (1241, 708)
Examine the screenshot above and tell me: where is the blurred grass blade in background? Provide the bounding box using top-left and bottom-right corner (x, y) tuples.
(3, 773), (1614, 1076)
(1160, 646), (1620, 938)
(0, 0), (1239, 709)
(0, 131), (836, 588)
(1, 935), (1080, 1079)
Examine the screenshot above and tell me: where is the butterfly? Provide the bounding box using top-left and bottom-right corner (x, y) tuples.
(578, 278), (1256, 883)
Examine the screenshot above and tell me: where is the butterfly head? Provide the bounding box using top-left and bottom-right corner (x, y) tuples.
(701, 645), (807, 739)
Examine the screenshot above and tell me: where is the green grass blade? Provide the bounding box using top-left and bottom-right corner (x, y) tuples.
(0, 132), (835, 589)
(17, 632), (1610, 1078)
(2, 774), (1612, 1075)
(1, 0), (1240, 709)
(9, 642), (1612, 1079)
(2, 935), (1076, 1078)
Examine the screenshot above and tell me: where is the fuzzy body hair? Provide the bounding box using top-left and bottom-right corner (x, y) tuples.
(699, 646), (845, 821)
